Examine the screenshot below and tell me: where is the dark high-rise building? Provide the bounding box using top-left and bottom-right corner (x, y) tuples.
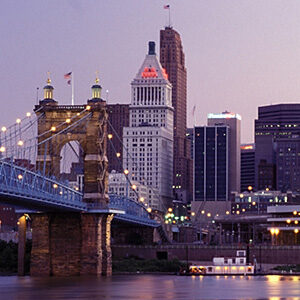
(240, 144), (255, 192)
(160, 27), (192, 202)
(276, 137), (300, 192)
(107, 104), (129, 173)
(194, 126), (229, 202)
(207, 112), (241, 193)
(255, 104), (300, 190)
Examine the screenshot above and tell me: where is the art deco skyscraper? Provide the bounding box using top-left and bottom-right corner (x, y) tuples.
(123, 41), (174, 210)
(160, 27), (192, 202)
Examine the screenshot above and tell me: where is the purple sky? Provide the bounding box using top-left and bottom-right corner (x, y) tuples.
(2, 0), (300, 143)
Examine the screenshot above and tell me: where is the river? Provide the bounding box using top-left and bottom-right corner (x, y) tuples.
(1, 275), (300, 299)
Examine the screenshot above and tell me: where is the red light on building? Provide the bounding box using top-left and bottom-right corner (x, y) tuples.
(162, 68), (168, 79)
(141, 67), (158, 78)
(241, 145), (254, 150)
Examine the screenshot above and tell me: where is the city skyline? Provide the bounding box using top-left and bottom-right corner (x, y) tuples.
(3, 1), (300, 143)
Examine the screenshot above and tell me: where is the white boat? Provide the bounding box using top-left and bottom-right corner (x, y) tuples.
(188, 250), (255, 275)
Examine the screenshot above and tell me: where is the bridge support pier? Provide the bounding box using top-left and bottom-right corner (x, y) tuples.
(17, 215), (26, 276)
(30, 212), (113, 276)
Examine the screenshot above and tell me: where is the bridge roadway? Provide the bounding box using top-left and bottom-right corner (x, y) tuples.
(0, 160), (158, 227)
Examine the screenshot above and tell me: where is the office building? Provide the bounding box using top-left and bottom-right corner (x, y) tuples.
(160, 27), (192, 202)
(207, 112), (241, 194)
(255, 104), (300, 190)
(240, 144), (255, 192)
(123, 41), (174, 210)
(194, 126), (229, 201)
(108, 171), (158, 209)
(276, 137), (300, 192)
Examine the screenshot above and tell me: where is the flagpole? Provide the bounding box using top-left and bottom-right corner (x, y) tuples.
(168, 6), (171, 27)
(71, 72), (74, 105)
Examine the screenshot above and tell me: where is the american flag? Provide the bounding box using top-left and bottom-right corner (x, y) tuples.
(64, 72), (72, 79)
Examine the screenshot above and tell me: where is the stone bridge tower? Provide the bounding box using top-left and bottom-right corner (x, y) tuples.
(29, 76), (113, 276)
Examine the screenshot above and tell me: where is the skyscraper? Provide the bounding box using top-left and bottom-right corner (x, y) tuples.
(160, 27), (192, 202)
(255, 104), (300, 190)
(123, 41), (174, 210)
(194, 126), (229, 202)
(240, 144), (255, 192)
(207, 112), (241, 194)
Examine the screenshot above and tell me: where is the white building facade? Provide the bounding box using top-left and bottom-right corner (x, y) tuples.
(123, 41), (174, 211)
(108, 171), (158, 208)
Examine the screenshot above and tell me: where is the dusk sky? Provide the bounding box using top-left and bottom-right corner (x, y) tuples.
(2, 0), (300, 143)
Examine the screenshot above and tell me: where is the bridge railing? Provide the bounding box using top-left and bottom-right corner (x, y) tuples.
(0, 160), (85, 210)
(108, 194), (150, 219)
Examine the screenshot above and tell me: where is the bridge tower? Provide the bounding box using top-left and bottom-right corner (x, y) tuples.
(29, 75), (113, 276)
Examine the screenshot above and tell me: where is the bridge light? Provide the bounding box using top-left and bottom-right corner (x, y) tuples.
(18, 174), (23, 180)
(116, 152), (121, 157)
(286, 219), (291, 224)
(75, 187), (79, 191)
(139, 197), (144, 202)
(50, 126), (56, 132)
(16, 118), (21, 124)
(26, 112), (31, 117)
(124, 169), (129, 175)
(131, 184), (137, 190)
(17, 140), (24, 146)
(201, 210), (205, 214)
(86, 105), (91, 110)
(66, 118), (71, 124)
(293, 211), (298, 215)
(1, 127), (6, 132)
(294, 229), (299, 234)
(295, 220), (299, 225)
(147, 207), (152, 213)
(108, 134), (113, 139)
(53, 183), (58, 189)
(207, 212), (211, 217)
(0, 146), (5, 152)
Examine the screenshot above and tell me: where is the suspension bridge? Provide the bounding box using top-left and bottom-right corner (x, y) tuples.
(0, 77), (168, 276)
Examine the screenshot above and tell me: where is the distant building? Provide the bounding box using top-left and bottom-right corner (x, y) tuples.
(255, 104), (300, 191)
(108, 171), (158, 209)
(107, 104), (129, 173)
(123, 41), (174, 210)
(267, 205), (300, 245)
(194, 125), (229, 202)
(240, 144), (255, 192)
(0, 206), (17, 231)
(186, 128), (194, 160)
(232, 190), (297, 215)
(276, 137), (300, 192)
(160, 26), (192, 202)
(207, 112), (241, 194)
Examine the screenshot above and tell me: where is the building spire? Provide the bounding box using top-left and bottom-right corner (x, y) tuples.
(91, 71), (102, 99)
(43, 72), (54, 100)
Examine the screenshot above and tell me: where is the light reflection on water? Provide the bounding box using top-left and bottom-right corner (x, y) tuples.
(0, 275), (300, 300)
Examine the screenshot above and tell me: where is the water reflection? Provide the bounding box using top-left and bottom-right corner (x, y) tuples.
(0, 275), (300, 300)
